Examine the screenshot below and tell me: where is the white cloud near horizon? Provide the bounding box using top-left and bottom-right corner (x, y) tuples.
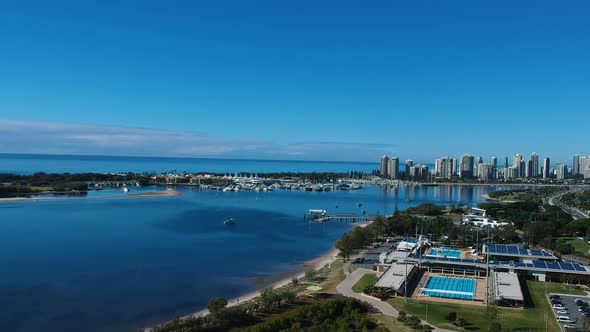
(0, 120), (395, 162)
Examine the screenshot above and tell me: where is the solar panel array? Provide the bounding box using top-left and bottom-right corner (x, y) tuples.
(485, 244), (554, 257)
(419, 256), (588, 272)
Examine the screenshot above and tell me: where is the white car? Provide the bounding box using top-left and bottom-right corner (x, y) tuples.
(553, 304), (565, 309)
(556, 310), (568, 315)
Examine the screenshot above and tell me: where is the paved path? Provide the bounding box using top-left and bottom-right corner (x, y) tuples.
(336, 262), (454, 332)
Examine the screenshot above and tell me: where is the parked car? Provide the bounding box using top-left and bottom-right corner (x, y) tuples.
(550, 295), (561, 300)
(556, 310), (568, 315)
(553, 304), (566, 309)
(551, 299), (563, 305)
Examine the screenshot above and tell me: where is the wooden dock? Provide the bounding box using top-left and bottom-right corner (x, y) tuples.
(304, 212), (377, 223)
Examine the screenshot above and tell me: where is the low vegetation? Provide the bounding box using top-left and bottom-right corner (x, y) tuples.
(352, 274), (378, 293)
(562, 189), (590, 212)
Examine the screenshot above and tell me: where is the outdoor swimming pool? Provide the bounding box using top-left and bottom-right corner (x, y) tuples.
(421, 275), (476, 300)
(428, 247), (462, 259)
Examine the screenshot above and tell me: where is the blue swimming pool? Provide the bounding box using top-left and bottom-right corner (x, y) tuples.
(422, 276), (476, 300)
(428, 248), (462, 259)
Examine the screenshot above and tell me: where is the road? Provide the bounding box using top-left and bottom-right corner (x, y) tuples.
(336, 261), (454, 332)
(546, 190), (589, 220)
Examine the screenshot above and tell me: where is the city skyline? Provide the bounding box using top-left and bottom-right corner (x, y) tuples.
(1, 1), (590, 161)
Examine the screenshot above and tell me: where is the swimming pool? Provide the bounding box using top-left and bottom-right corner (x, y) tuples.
(421, 275), (476, 300)
(428, 248), (462, 259)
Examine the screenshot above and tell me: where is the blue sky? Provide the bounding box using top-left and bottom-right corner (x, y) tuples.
(0, 1), (589, 163)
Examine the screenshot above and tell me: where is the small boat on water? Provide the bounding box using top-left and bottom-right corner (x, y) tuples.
(356, 202), (362, 207)
(224, 218), (235, 225)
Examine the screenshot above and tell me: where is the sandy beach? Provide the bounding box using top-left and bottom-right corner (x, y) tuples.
(0, 188), (181, 203)
(183, 247), (340, 319)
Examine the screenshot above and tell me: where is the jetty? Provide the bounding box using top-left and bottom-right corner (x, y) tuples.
(303, 209), (376, 223)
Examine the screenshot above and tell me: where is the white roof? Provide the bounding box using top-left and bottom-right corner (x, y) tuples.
(374, 263), (416, 291)
(494, 272), (523, 302)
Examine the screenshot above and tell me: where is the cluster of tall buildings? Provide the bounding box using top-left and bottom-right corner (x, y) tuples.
(379, 155), (429, 180)
(379, 153), (590, 181)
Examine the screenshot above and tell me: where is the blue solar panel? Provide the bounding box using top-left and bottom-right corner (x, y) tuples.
(530, 249), (543, 256)
(542, 251), (553, 257)
(507, 246), (519, 254)
(518, 248), (529, 255)
(547, 262), (560, 269)
(498, 246), (507, 253)
(526, 263), (534, 268)
(533, 261), (547, 268)
(574, 264), (586, 272)
(559, 263), (575, 271)
(514, 262), (525, 267)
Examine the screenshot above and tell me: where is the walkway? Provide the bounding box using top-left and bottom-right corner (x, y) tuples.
(336, 262), (454, 332)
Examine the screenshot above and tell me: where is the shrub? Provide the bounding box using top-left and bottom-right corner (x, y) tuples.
(489, 321), (502, 332)
(445, 311), (457, 322)
(398, 311), (407, 322)
(455, 316), (466, 327)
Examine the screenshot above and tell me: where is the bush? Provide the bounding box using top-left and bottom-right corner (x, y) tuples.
(405, 315), (420, 327)
(398, 311), (407, 322)
(291, 277), (299, 286)
(455, 316), (466, 327)
(489, 321), (502, 332)
(445, 311), (457, 322)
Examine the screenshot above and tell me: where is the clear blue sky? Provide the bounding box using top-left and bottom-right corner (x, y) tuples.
(0, 1), (588, 163)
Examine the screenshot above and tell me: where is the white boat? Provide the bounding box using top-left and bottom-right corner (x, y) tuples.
(122, 187), (129, 193)
(224, 218), (235, 225)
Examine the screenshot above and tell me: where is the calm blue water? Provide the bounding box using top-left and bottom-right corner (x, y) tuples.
(0, 184), (515, 332)
(0, 154), (516, 331)
(0, 154), (379, 174)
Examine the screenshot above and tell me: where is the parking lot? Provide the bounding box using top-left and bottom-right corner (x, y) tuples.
(549, 293), (590, 331)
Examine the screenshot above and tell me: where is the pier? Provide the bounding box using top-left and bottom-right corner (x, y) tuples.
(304, 210), (376, 223)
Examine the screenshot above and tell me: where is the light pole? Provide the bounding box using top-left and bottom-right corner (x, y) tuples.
(425, 301), (428, 323)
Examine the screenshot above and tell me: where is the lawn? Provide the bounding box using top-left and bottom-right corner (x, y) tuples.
(318, 259), (345, 292)
(371, 314), (415, 332)
(352, 273), (378, 293)
(565, 237), (590, 257)
(387, 281), (585, 332)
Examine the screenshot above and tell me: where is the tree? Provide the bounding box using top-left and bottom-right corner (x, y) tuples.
(291, 277), (299, 286)
(207, 297), (228, 316)
(398, 311), (407, 322)
(455, 316), (466, 327)
(445, 312), (457, 322)
(489, 321), (502, 332)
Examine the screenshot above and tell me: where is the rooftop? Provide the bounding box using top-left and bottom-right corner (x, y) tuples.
(493, 272), (524, 302)
(374, 263), (416, 291)
(483, 244), (557, 260)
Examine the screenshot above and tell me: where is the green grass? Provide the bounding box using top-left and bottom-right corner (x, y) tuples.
(318, 259), (345, 292)
(387, 281), (585, 332)
(371, 314), (415, 332)
(352, 273), (378, 293)
(565, 237), (590, 257)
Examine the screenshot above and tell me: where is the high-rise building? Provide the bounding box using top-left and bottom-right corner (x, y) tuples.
(579, 156), (589, 178)
(530, 153), (539, 177)
(434, 159), (442, 175)
(573, 155), (580, 175)
(491, 157), (498, 179)
(438, 157), (454, 179)
(460, 154), (474, 179)
(526, 159), (533, 178)
(478, 163), (494, 181)
(543, 157), (551, 179)
(388, 157), (400, 179)
(405, 160), (413, 177)
(452, 158), (458, 176)
(380, 155), (389, 177)
(513, 154), (523, 178)
(556, 164), (568, 180)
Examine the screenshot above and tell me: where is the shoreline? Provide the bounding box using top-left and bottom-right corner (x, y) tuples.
(0, 188), (181, 203)
(183, 247), (340, 320)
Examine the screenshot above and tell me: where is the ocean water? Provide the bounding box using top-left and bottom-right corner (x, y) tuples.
(0, 153), (379, 175)
(0, 154), (512, 332)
